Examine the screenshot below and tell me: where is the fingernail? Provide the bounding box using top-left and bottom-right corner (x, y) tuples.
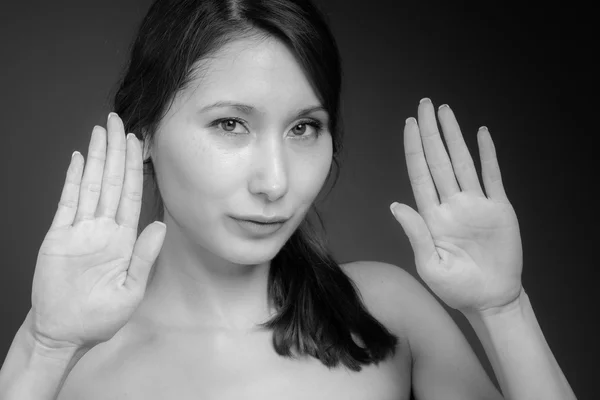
(479, 126), (488, 131)
(438, 104), (449, 110)
(108, 112), (118, 120)
(419, 98), (431, 104)
(405, 117), (416, 125)
(127, 133), (136, 141)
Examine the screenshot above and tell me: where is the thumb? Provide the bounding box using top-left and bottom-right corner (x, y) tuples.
(390, 203), (437, 267)
(124, 221), (167, 292)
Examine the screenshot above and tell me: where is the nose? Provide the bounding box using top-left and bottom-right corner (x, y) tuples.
(248, 137), (288, 202)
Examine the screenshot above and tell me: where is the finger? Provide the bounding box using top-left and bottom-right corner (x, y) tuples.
(478, 127), (509, 203)
(437, 105), (485, 197)
(404, 117), (440, 213)
(390, 203), (439, 272)
(50, 151), (84, 230)
(417, 98), (460, 201)
(116, 133), (144, 230)
(97, 113), (127, 220)
(123, 221), (166, 293)
(73, 125), (106, 224)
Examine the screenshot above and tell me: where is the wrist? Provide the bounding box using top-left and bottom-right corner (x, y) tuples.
(21, 309), (89, 365)
(0, 312), (90, 400)
(27, 332), (86, 366)
(463, 287), (527, 320)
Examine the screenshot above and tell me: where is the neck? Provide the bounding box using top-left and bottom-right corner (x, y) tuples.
(134, 213), (276, 333)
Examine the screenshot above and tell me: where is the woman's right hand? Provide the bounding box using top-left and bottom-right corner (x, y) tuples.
(30, 112), (166, 350)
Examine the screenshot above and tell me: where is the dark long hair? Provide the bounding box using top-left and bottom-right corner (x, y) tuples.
(111, 0), (400, 372)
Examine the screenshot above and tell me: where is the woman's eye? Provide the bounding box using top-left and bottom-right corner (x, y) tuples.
(217, 118), (247, 134)
(213, 118), (324, 139)
(291, 121), (323, 139)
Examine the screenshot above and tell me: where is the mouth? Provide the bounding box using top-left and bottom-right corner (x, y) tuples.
(232, 215), (289, 224)
(231, 217), (287, 236)
(232, 217), (287, 226)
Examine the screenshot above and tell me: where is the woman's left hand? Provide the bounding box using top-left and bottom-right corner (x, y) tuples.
(390, 98), (523, 315)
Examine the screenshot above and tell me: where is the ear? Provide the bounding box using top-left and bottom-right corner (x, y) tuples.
(138, 129), (152, 162)
(140, 139), (150, 161)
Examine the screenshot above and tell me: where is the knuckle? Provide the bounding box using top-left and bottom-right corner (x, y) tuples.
(446, 132), (463, 146)
(126, 164), (144, 173)
(83, 182), (102, 193)
(410, 173), (431, 186)
(57, 198), (77, 210)
(64, 177), (81, 189)
(455, 159), (475, 173)
(103, 205), (119, 216)
(76, 215), (95, 223)
(102, 174), (123, 187)
(428, 161), (452, 173)
(488, 172), (502, 183)
(107, 144), (127, 153)
(124, 190), (143, 202)
(405, 148), (424, 158)
(422, 129), (441, 139)
(86, 151), (106, 162)
(131, 251), (151, 265)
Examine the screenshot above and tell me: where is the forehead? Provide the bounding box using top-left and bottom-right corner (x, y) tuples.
(185, 36), (321, 109)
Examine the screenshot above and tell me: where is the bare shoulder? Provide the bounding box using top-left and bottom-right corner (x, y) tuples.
(339, 260), (436, 348)
(340, 260), (427, 309)
(340, 260), (420, 296)
(340, 262), (504, 399)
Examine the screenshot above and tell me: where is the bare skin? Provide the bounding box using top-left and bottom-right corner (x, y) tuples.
(56, 262), (413, 400)
(1, 30), (430, 400)
(43, 35), (413, 399)
(8, 15), (568, 398)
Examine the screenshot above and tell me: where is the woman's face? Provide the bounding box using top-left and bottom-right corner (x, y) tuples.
(148, 36), (333, 265)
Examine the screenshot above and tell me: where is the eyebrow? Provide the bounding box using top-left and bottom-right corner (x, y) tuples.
(199, 101), (329, 118)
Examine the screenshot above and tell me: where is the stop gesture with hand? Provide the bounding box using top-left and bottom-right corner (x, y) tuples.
(31, 113), (166, 350)
(390, 98), (523, 315)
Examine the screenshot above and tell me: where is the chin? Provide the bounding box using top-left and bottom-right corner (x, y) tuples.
(221, 239), (285, 266)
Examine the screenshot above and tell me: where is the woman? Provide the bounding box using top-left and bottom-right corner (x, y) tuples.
(0, 0), (577, 399)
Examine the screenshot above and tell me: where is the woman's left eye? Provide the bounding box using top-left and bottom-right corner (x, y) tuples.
(290, 120), (324, 139)
(212, 118), (324, 139)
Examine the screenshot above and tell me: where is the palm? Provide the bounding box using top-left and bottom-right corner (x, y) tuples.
(391, 99), (524, 313)
(420, 193), (522, 311)
(29, 114), (166, 349)
(33, 220), (140, 347)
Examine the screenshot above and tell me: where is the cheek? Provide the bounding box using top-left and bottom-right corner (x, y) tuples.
(194, 145), (244, 194)
(293, 140), (333, 202)
(157, 136), (245, 206)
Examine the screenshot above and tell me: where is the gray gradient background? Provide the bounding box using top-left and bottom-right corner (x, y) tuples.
(0, 0), (594, 398)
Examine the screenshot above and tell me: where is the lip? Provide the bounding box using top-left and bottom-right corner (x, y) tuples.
(231, 217), (286, 237)
(233, 215), (289, 224)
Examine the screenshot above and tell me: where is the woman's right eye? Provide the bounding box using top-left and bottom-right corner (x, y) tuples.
(213, 118), (248, 135)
